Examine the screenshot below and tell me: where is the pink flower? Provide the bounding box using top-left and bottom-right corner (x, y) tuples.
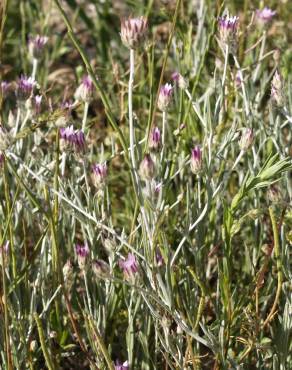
(92, 163), (107, 189)
(115, 360), (129, 370)
(75, 244), (90, 269)
(119, 253), (139, 280)
(60, 126), (86, 153)
(218, 15), (239, 53)
(190, 146), (203, 175)
(29, 35), (48, 59)
(75, 75), (94, 103)
(256, 7), (276, 23)
(17, 75), (36, 101)
(149, 127), (161, 151)
(158, 83), (173, 111)
(121, 17), (148, 49)
(171, 72), (188, 90)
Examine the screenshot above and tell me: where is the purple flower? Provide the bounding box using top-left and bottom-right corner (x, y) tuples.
(92, 163), (107, 189)
(139, 154), (156, 180)
(121, 17), (148, 49)
(119, 253), (139, 280)
(156, 249), (164, 267)
(75, 75), (94, 103)
(190, 146), (203, 175)
(75, 244), (90, 269)
(256, 7), (276, 24)
(29, 35), (48, 59)
(16, 75), (35, 101)
(218, 15), (239, 53)
(60, 126), (86, 153)
(149, 127), (161, 151)
(158, 83), (173, 111)
(115, 360), (129, 370)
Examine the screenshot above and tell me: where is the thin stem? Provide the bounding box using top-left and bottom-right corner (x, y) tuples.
(14, 107), (21, 136)
(161, 110), (167, 162)
(263, 206), (283, 327)
(31, 58), (38, 80)
(222, 44), (229, 88)
(82, 101), (89, 131)
(129, 49), (137, 177)
(83, 270), (93, 317)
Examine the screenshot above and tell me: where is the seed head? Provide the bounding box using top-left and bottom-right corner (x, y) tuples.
(218, 15), (239, 54)
(239, 128), (254, 151)
(149, 126), (161, 151)
(172, 72), (188, 90)
(190, 146), (203, 175)
(92, 259), (110, 279)
(92, 163), (107, 189)
(271, 70), (285, 106)
(75, 75), (94, 103)
(139, 154), (156, 180)
(158, 83), (173, 111)
(121, 17), (148, 49)
(29, 35), (48, 59)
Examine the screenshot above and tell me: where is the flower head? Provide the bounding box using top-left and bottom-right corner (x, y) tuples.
(34, 95), (43, 114)
(92, 163), (107, 189)
(75, 244), (90, 269)
(29, 35), (48, 59)
(190, 146), (203, 175)
(239, 128), (254, 151)
(271, 70), (285, 106)
(149, 127), (161, 151)
(171, 72), (188, 90)
(256, 7), (276, 24)
(158, 83), (173, 111)
(119, 253), (139, 281)
(139, 154), (156, 180)
(75, 75), (94, 103)
(115, 360), (129, 370)
(218, 15), (239, 53)
(16, 75), (35, 101)
(121, 17), (148, 49)
(60, 126), (86, 153)
(1, 81), (12, 98)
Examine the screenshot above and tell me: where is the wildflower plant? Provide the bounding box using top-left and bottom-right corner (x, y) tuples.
(0, 0), (291, 369)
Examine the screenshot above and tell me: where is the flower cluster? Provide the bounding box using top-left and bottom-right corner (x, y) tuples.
(60, 126), (86, 153)
(121, 17), (148, 49)
(158, 83), (173, 111)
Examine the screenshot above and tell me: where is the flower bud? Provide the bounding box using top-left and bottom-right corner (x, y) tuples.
(158, 83), (173, 111)
(34, 95), (43, 115)
(139, 154), (156, 180)
(92, 163), (107, 189)
(120, 17), (148, 49)
(92, 259), (110, 279)
(75, 244), (90, 269)
(239, 128), (254, 151)
(190, 146), (203, 175)
(149, 127), (161, 151)
(75, 75), (94, 103)
(171, 72), (188, 90)
(28, 35), (48, 60)
(271, 70), (285, 107)
(218, 15), (239, 54)
(119, 253), (139, 282)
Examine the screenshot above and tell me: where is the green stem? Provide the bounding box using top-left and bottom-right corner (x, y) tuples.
(34, 313), (56, 370)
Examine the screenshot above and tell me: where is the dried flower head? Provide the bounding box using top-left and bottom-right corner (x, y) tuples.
(218, 15), (239, 54)
(119, 253), (139, 281)
(16, 75), (36, 101)
(149, 127), (161, 151)
(120, 17), (148, 49)
(115, 360), (129, 370)
(92, 259), (110, 279)
(29, 35), (48, 59)
(190, 146), (203, 175)
(75, 244), (90, 269)
(239, 128), (254, 151)
(158, 83), (173, 111)
(60, 126), (86, 153)
(267, 185), (283, 204)
(271, 70), (285, 106)
(92, 163), (107, 189)
(34, 95), (43, 114)
(256, 7), (276, 25)
(172, 72), (188, 90)
(139, 154), (156, 180)
(75, 75), (94, 103)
